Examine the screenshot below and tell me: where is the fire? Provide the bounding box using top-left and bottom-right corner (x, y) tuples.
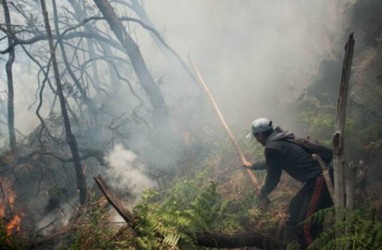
(0, 177), (23, 236)
(6, 213), (23, 236)
(8, 191), (15, 207)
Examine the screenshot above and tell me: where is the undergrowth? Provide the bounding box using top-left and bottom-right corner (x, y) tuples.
(133, 169), (265, 249)
(0, 221), (25, 250)
(308, 208), (382, 249)
(69, 196), (133, 249)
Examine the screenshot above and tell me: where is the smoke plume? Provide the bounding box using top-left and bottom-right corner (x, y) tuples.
(104, 144), (156, 202)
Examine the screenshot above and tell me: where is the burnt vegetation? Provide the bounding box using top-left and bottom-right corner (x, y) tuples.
(0, 0), (382, 249)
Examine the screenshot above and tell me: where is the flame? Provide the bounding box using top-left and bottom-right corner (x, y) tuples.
(0, 177), (23, 236)
(8, 191), (15, 207)
(6, 213), (23, 236)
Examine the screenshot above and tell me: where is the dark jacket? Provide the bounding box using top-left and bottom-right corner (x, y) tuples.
(255, 131), (323, 198)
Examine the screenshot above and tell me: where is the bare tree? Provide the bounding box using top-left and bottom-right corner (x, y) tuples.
(93, 0), (169, 126)
(52, 0), (98, 122)
(2, 0), (17, 152)
(333, 33), (354, 216)
(40, 0), (87, 204)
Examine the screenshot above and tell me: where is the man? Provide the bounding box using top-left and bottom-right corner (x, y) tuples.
(242, 117), (333, 248)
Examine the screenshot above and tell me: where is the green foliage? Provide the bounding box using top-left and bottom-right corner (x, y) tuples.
(133, 175), (228, 249)
(295, 95), (382, 156)
(308, 208), (382, 250)
(132, 162), (284, 249)
(295, 96), (336, 144)
(69, 195), (132, 250)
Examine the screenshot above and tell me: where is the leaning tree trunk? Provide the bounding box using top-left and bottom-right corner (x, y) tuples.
(333, 33), (354, 215)
(2, 0), (17, 152)
(40, 0), (87, 204)
(127, 0), (196, 82)
(93, 0), (169, 125)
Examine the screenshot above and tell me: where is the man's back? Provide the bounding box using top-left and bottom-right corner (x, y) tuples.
(265, 132), (323, 182)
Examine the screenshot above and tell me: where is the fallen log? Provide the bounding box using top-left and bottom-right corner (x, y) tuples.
(196, 231), (286, 249)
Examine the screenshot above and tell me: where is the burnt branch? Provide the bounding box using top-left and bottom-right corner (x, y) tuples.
(94, 175), (136, 228)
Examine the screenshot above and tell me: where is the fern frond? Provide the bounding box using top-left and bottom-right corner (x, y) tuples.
(308, 208), (382, 249)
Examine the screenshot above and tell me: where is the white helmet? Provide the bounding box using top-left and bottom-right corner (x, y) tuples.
(246, 118), (273, 138)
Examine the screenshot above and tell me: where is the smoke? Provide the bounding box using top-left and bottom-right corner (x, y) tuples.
(142, 0), (357, 130)
(104, 144), (156, 202)
(0, 0), (360, 141)
(35, 202), (75, 236)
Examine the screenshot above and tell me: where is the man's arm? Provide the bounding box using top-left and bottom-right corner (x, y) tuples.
(259, 148), (283, 198)
(242, 160), (266, 170)
(251, 161), (266, 170)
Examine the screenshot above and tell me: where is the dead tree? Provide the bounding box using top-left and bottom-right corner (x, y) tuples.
(52, 0), (98, 122)
(124, 0), (196, 81)
(65, 0), (99, 89)
(333, 33), (354, 213)
(2, 0), (17, 152)
(345, 162), (357, 209)
(40, 0), (87, 204)
(93, 0), (169, 126)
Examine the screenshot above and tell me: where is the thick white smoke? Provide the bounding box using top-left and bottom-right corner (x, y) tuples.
(104, 144), (156, 202)
(142, 0), (357, 129)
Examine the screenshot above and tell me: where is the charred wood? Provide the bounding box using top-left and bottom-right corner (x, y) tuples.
(94, 175), (136, 228)
(333, 33), (354, 211)
(40, 0), (87, 204)
(2, 0), (17, 152)
(195, 231), (286, 249)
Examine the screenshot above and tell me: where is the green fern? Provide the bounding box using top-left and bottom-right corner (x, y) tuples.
(308, 208), (382, 250)
(133, 179), (223, 249)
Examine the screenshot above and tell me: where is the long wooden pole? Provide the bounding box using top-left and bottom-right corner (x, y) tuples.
(189, 57), (261, 191)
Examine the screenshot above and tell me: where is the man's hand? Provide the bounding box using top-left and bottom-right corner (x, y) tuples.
(242, 160), (253, 169)
(256, 190), (271, 211)
(255, 189), (271, 211)
(258, 196), (271, 211)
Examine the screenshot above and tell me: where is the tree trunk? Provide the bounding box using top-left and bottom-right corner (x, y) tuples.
(40, 0), (87, 204)
(93, 0), (169, 125)
(52, 0), (98, 121)
(333, 33), (354, 222)
(2, 0), (17, 152)
(345, 162), (357, 209)
(127, 0), (195, 81)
